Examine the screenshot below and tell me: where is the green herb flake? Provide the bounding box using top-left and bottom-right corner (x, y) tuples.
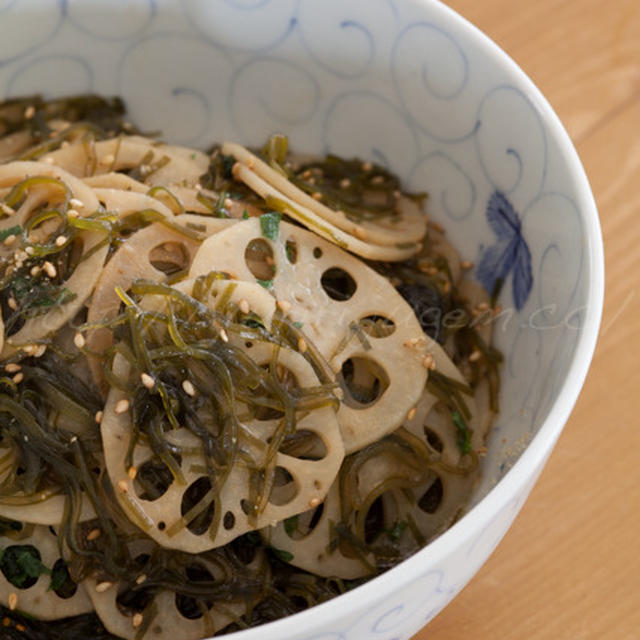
(387, 520), (408, 541)
(0, 225), (21, 242)
(293, 321), (304, 329)
(242, 210), (249, 220)
(48, 563), (68, 592)
(451, 410), (472, 455)
(0, 545), (50, 588)
(257, 279), (273, 290)
(270, 547), (294, 563)
(260, 212), (281, 241)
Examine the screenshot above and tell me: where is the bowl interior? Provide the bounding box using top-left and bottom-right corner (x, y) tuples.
(0, 0), (602, 636)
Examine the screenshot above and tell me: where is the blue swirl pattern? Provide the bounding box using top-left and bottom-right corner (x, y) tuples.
(0, 1), (591, 638)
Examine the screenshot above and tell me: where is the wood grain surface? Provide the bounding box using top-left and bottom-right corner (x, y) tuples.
(413, 2), (640, 639)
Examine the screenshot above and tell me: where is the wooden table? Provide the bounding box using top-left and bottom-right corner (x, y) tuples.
(414, 2), (640, 638)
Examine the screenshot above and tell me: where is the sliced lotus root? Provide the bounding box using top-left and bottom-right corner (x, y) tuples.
(0, 524), (93, 619)
(85, 539), (263, 640)
(101, 280), (344, 552)
(85, 218), (236, 392)
(223, 142), (427, 248)
(40, 137), (207, 187)
(230, 162), (420, 261)
(190, 218), (430, 453)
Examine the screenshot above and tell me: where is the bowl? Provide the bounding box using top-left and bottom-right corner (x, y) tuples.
(0, 0), (604, 638)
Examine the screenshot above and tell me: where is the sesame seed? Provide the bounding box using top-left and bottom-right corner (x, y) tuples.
(43, 261), (57, 278)
(74, 332), (86, 349)
(353, 227), (368, 241)
(44, 156), (55, 164)
(95, 581), (113, 593)
(24, 105), (35, 119)
(12, 373), (23, 384)
(311, 192), (323, 201)
(60, 140), (70, 148)
(5, 363), (21, 373)
(0, 203), (15, 216)
(21, 344), (36, 356)
(8, 593), (17, 611)
(100, 153), (115, 166)
(128, 466), (138, 480)
(115, 399), (130, 415)
(69, 198), (85, 209)
(370, 175), (384, 185)
(67, 209), (79, 218)
(297, 337), (307, 353)
(238, 298), (250, 315)
(30, 265), (41, 277)
(339, 178), (351, 189)
(136, 574), (147, 585)
(309, 497), (321, 508)
(34, 344), (47, 358)
(219, 328), (229, 343)
(3, 234), (16, 246)
(86, 528), (101, 541)
(224, 198), (234, 209)
(25, 246), (34, 256)
(55, 235), (67, 247)
(422, 354), (435, 370)
(461, 260), (473, 270)
(247, 157), (255, 170)
(7, 297), (17, 311)
(117, 480), (128, 493)
(16, 624), (25, 632)
(361, 161), (373, 172)
(276, 299), (292, 313)
(407, 407), (417, 421)
(140, 372), (155, 389)
(132, 613), (144, 629)
(182, 379), (196, 397)
(469, 349), (482, 363)
(95, 410), (103, 424)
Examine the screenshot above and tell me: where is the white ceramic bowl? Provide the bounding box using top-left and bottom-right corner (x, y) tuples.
(0, 1), (604, 638)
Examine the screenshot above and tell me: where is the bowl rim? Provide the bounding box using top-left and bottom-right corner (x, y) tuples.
(221, 0), (605, 637)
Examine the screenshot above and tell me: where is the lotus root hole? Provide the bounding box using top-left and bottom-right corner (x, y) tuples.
(174, 564), (215, 620)
(359, 315), (396, 338)
(268, 467), (299, 506)
(364, 497), (386, 544)
(312, 247), (322, 259)
(285, 238), (298, 263)
(0, 545), (41, 589)
(50, 559), (78, 599)
(134, 455), (181, 501)
(338, 357), (390, 408)
(279, 429), (328, 461)
(417, 476), (444, 514)
(320, 267), (357, 301)
(180, 476), (215, 536)
(244, 238), (276, 280)
(149, 241), (190, 275)
(287, 501), (325, 540)
(424, 427), (444, 453)
(223, 511), (236, 530)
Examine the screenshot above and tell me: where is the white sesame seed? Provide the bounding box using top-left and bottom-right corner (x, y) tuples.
(276, 300), (292, 313)
(95, 410), (103, 424)
(7, 297), (18, 311)
(311, 192), (323, 201)
(114, 399), (130, 415)
(74, 332), (85, 349)
(422, 354), (436, 370)
(219, 328), (229, 343)
(12, 373), (23, 384)
(128, 466), (138, 480)
(25, 246), (34, 256)
(461, 260), (473, 270)
(43, 261), (57, 278)
(135, 574), (146, 585)
(354, 227), (368, 241)
(370, 175), (385, 185)
(140, 372), (155, 389)
(100, 153), (115, 166)
(30, 265), (41, 277)
(3, 234), (16, 246)
(361, 161), (373, 172)
(117, 480), (128, 493)
(0, 203), (15, 216)
(182, 379), (196, 397)
(34, 344), (47, 358)
(309, 497), (322, 508)
(24, 105), (35, 120)
(55, 235), (67, 247)
(69, 198), (84, 209)
(132, 613), (144, 629)
(8, 592), (18, 610)
(407, 407), (417, 421)
(224, 198), (234, 209)
(67, 209), (79, 218)
(44, 156), (56, 165)
(297, 337), (307, 353)
(339, 178), (351, 189)
(5, 363), (20, 373)
(95, 581), (113, 593)
(86, 529), (101, 541)
(469, 349), (482, 363)
(60, 140), (70, 149)
(238, 298), (250, 315)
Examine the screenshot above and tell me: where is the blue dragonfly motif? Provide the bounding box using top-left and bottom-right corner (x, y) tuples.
(476, 190), (532, 311)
